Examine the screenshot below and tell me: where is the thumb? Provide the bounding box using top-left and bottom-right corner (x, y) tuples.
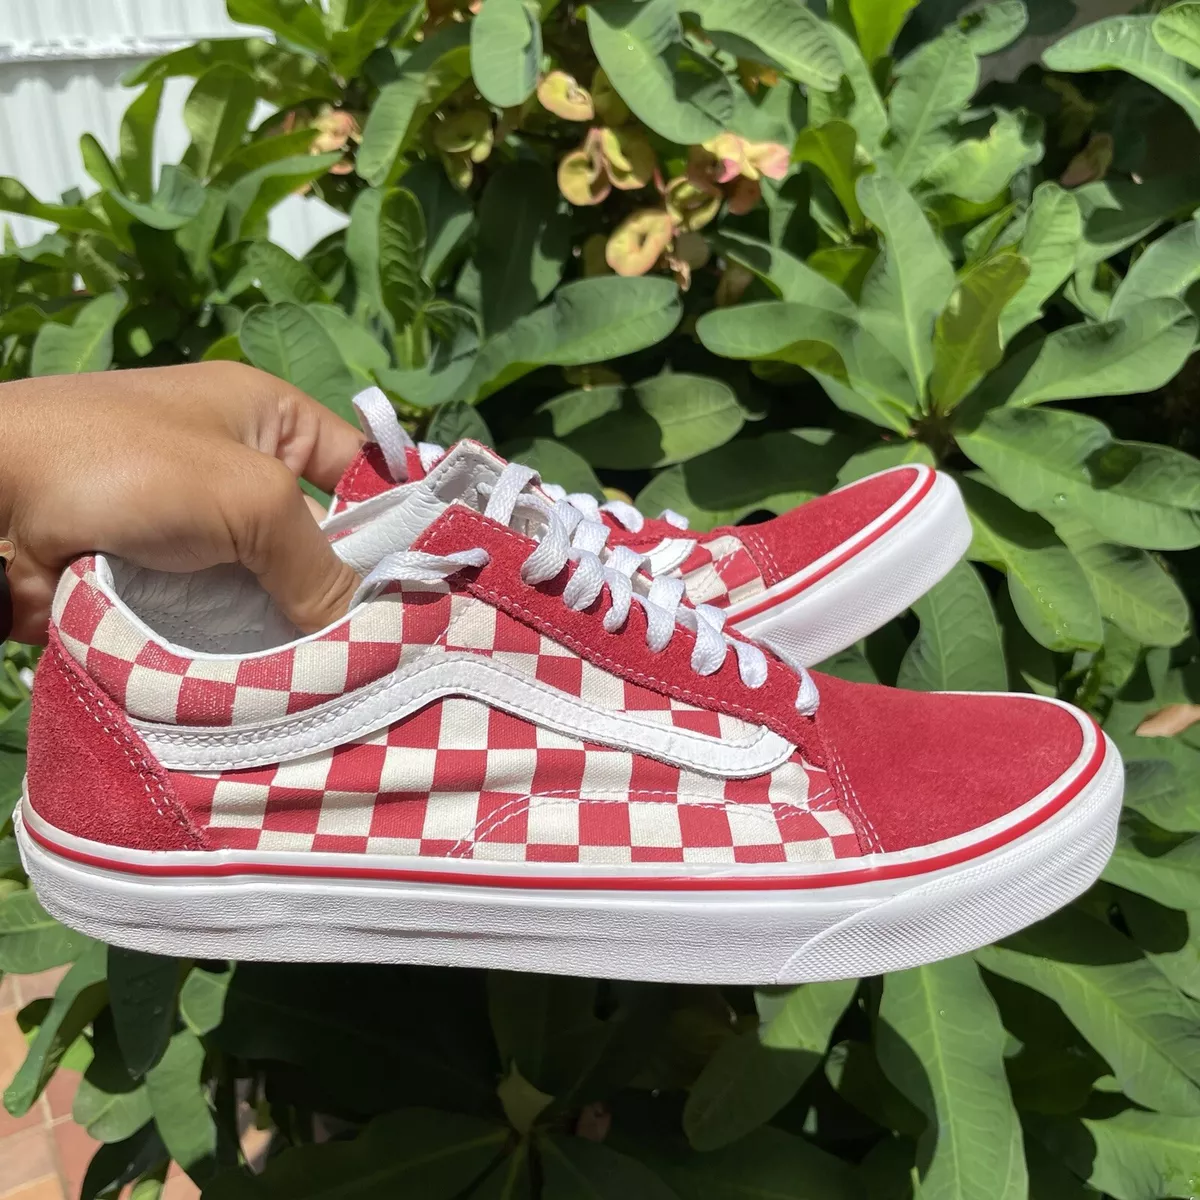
(232, 455), (360, 634)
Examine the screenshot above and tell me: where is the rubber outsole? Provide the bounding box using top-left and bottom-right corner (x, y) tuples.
(15, 710), (1123, 985)
(730, 470), (973, 668)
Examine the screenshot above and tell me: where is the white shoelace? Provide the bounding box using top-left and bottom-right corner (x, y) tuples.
(348, 389), (819, 713)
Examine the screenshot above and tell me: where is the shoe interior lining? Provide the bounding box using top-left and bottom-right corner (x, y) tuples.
(102, 448), (509, 656)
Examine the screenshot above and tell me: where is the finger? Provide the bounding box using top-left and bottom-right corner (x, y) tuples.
(5, 560), (56, 646)
(272, 382), (366, 492)
(174, 363), (365, 491)
(230, 456), (360, 633)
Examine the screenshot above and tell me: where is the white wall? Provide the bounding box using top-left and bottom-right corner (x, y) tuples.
(0, 0), (346, 255)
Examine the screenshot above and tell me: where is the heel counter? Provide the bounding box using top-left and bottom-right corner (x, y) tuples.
(27, 635), (207, 851)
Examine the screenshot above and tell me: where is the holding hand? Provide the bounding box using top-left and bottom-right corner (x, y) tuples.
(0, 362), (365, 644)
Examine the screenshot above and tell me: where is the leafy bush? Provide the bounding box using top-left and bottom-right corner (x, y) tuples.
(5, 0), (1200, 1196)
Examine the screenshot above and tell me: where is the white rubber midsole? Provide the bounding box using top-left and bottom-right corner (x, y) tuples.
(731, 470), (973, 668)
(15, 723), (1123, 985)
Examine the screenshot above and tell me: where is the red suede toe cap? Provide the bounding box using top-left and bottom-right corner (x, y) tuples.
(812, 674), (1087, 853)
(735, 466), (923, 587)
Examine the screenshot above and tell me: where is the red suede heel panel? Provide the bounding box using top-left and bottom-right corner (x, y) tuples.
(27, 635), (207, 851)
(812, 674), (1084, 853)
(736, 468), (920, 586)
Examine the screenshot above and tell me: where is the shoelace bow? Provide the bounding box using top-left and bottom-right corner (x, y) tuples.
(352, 459), (819, 714)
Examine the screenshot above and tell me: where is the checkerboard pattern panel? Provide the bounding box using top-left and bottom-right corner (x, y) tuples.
(172, 697), (859, 864)
(52, 559), (761, 740)
(677, 535), (766, 611)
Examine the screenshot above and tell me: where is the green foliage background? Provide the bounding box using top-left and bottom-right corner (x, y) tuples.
(5, 0), (1200, 1196)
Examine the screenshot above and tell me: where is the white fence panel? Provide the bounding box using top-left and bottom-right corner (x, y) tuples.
(0, 0), (346, 256)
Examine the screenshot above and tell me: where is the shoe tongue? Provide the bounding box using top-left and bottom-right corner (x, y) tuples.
(329, 440), (520, 573)
(331, 442), (434, 512)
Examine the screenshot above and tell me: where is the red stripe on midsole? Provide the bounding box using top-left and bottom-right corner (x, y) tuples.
(25, 734), (1106, 893)
(731, 468), (938, 623)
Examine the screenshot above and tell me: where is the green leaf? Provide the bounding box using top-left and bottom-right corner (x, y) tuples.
(81, 134), (124, 195)
(465, 276), (681, 403)
(587, 0), (733, 144)
(119, 82), (164, 201)
(838, 441), (936, 484)
(958, 408), (1200, 552)
(858, 172), (957, 400)
(696, 300), (917, 431)
(888, 31), (980, 186)
(427, 400), (493, 448)
(108, 949), (180, 1079)
(999, 183), (1082, 341)
(921, 107), (1044, 204)
(183, 65), (257, 178)
(931, 250), (1029, 413)
(792, 121), (865, 228)
(30, 290), (125, 377)
(1110, 219), (1200, 317)
(0, 890), (94, 973)
(379, 187), (427, 334)
(685, 0), (843, 91)
(358, 25), (474, 187)
(0, 177), (108, 233)
(108, 164), (207, 231)
(226, 0), (329, 56)
(962, 476), (1102, 652)
(73, 1015), (154, 1144)
(635, 431), (842, 531)
(878, 958), (1026, 1200)
(328, 0), (422, 76)
(646, 1125), (858, 1200)
(1073, 173), (1200, 270)
(1125, 751), (1200, 828)
(897, 560), (1007, 692)
(848, 0), (919, 67)
(307, 306), (390, 388)
(1053, 514), (1190, 648)
(179, 964), (233, 1037)
(541, 1134), (679, 1200)
(959, 1), (1028, 56)
(1045, 14), (1200, 131)
(1157, 3), (1200, 70)
(239, 303), (358, 421)
(224, 153), (341, 241)
(125, 37), (337, 105)
(1000, 299), (1197, 408)
(540, 374), (743, 469)
(4, 942), (107, 1117)
(471, 0), (541, 108)
(406, 161), (474, 283)
(978, 908), (1200, 1116)
(506, 439), (603, 498)
(204, 1109), (507, 1199)
(810, 23), (889, 153)
(243, 242), (328, 305)
(1106, 828), (1200, 912)
(346, 187), (385, 321)
(683, 1031), (824, 1152)
(1042, 1109), (1200, 1200)
(476, 163), (570, 336)
(757, 978), (858, 1051)
(711, 230), (856, 311)
(144, 1030), (217, 1184)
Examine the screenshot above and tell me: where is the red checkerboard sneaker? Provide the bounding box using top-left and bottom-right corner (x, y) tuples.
(333, 390), (972, 666)
(16, 442), (1122, 984)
